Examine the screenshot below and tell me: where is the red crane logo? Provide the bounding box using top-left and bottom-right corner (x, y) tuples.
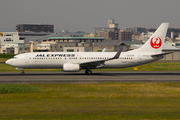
(150, 37), (162, 49)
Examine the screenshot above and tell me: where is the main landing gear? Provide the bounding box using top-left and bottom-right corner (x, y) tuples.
(85, 69), (92, 75)
(21, 70), (25, 74)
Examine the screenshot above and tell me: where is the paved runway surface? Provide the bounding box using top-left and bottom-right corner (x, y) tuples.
(0, 71), (180, 84)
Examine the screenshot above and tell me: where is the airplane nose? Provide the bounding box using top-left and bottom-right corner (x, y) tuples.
(6, 59), (13, 66)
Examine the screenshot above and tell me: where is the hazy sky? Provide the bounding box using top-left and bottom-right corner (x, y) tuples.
(0, 0), (180, 32)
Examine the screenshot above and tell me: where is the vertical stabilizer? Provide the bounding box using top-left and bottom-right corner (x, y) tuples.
(137, 23), (169, 54)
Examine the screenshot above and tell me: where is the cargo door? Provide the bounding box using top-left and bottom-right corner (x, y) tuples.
(25, 56), (29, 63)
(138, 54), (142, 63)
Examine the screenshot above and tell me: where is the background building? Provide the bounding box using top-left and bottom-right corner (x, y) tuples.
(94, 19), (119, 40)
(0, 32), (24, 45)
(125, 27), (146, 36)
(16, 24), (54, 33)
(93, 42), (129, 52)
(119, 30), (132, 41)
(48, 37), (105, 43)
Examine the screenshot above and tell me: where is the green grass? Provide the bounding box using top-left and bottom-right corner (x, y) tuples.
(0, 84), (40, 93)
(0, 54), (15, 58)
(0, 58), (8, 62)
(0, 83), (180, 119)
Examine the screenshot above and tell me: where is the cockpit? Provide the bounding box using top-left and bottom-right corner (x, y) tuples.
(5, 55), (24, 66)
(12, 57), (18, 59)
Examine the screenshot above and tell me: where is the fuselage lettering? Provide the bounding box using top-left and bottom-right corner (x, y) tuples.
(35, 54), (76, 58)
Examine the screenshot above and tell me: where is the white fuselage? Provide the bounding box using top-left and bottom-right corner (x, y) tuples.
(6, 51), (162, 69)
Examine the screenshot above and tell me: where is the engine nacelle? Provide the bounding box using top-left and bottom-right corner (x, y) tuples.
(63, 63), (80, 72)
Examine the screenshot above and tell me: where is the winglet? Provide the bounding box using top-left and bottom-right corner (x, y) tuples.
(102, 48), (106, 52)
(111, 47), (123, 60)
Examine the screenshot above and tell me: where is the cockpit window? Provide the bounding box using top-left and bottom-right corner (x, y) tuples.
(13, 57), (18, 59)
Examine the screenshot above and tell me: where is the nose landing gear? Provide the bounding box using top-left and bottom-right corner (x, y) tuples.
(16, 68), (25, 74)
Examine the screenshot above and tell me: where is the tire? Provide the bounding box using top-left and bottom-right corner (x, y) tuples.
(87, 70), (92, 75)
(85, 70), (92, 75)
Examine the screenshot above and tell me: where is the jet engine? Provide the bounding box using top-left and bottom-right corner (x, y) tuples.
(62, 63), (80, 72)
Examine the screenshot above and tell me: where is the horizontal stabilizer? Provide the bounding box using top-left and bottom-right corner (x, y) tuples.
(151, 52), (172, 57)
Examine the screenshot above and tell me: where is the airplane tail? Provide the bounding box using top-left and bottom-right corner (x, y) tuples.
(136, 23), (169, 54)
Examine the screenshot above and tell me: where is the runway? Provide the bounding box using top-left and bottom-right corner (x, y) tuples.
(0, 71), (180, 84)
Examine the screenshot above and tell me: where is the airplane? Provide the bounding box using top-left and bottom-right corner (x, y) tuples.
(6, 23), (170, 75)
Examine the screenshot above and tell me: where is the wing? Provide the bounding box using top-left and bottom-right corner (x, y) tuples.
(80, 48), (123, 69)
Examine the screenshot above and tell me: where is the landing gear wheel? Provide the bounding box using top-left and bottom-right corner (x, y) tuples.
(85, 70), (92, 75)
(21, 70), (25, 74)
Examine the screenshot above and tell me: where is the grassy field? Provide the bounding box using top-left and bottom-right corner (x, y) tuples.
(0, 83), (180, 119)
(1, 55), (180, 119)
(1, 57), (180, 72)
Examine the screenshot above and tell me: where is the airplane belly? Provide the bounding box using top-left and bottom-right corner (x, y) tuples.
(28, 64), (63, 69)
(27, 60), (63, 69)
(104, 60), (137, 68)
